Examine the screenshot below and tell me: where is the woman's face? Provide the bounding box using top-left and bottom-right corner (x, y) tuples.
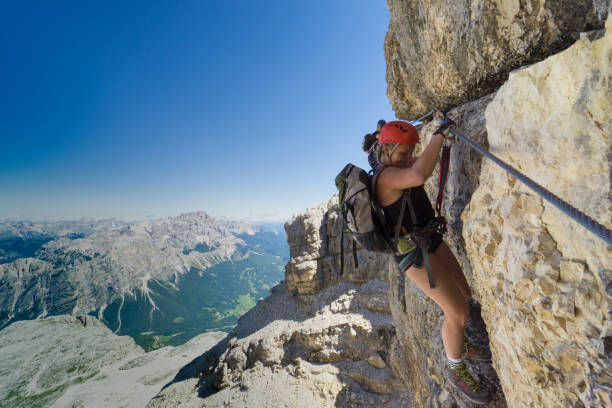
(387, 144), (415, 168)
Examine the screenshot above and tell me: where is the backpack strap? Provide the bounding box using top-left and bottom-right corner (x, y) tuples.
(373, 166), (408, 250)
(371, 165), (385, 192)
(395, 190), (409, 245)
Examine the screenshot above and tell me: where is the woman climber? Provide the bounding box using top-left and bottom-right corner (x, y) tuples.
(375, 113), (491, 405)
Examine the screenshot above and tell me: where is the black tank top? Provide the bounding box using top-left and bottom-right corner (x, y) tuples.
(382, 185), (435, 234)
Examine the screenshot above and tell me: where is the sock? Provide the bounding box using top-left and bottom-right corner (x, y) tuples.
(447, 355), (465, 368)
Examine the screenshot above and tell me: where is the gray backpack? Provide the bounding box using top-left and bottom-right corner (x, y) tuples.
(335, 163), (443, 288)
(335, 164), (392, 255)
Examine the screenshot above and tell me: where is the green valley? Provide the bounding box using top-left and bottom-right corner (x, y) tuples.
(99, 229), (288, 351)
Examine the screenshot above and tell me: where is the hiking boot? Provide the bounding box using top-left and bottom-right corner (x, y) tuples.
(463, 338), (492, 363)
(447, 363), (489, 405)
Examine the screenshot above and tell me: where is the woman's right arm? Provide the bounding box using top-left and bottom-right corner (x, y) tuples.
(380, 132), (446, 190)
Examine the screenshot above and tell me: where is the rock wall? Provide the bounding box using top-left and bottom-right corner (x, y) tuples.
(462, 18), (611, 407)
(385, 0), (608, 118)
(285, 199), (394, 295)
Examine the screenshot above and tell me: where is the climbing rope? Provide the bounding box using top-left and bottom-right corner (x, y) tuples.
(448, 127), (612, 246)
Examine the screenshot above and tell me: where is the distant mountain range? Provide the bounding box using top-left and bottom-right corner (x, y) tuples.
(0, 212), (288, 350)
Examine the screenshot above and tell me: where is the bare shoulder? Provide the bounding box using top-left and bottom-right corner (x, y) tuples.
(378, 166), (424, 192)
(376, 167), (404, 207)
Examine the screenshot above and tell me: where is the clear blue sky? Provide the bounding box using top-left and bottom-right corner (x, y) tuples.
(1, 1), (396, 222)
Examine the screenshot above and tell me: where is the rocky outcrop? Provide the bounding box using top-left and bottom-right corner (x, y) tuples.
(285, 199), (394, 295)
(462, 18), (611, 407)
(0, 315), (225, 408)
(149, 199), (412, 407)
(385, 0), (609, 118)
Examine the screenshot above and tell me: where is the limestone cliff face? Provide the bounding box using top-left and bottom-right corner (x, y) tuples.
(384, 0), (609, 118)
(462, 19), (612, 407)
(285, 200), (394, 295)
(392, 12), (611, 408)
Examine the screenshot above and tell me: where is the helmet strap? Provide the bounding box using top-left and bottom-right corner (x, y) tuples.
(389, 143), (400, 158)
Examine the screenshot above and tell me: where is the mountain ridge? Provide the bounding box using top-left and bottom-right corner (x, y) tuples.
(0, 211), (287, 350)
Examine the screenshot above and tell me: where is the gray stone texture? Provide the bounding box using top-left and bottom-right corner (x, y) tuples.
(385, 0), (609, 118)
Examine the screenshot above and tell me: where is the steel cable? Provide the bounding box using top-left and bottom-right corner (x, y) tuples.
(449, 128), (612, 246)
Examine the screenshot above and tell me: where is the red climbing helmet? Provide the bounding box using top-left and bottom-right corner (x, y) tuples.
(378, 121), (419, 145)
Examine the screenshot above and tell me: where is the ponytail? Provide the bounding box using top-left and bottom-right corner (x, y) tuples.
(377, 142), (399, 166)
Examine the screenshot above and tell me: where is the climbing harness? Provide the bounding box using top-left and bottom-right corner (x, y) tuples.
(444, 126), (612, 246)
(403, 188), (444, 289)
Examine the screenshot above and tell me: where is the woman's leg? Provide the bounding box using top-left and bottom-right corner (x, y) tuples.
(405, 251), (469, 359)
(432, 241), (471, 303)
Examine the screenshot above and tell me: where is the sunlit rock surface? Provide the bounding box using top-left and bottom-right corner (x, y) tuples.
(285, 198), (394, 295)
(384, 0), (608, 118)
(463, 18), (611, 407)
